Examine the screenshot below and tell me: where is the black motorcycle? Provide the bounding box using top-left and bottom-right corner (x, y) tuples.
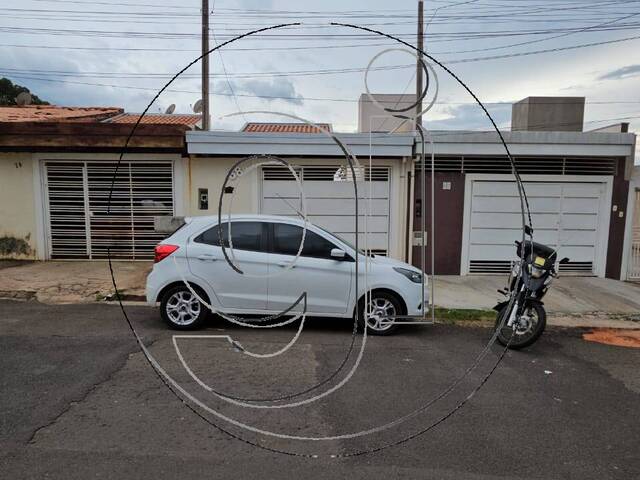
(494, 226), (569, 349)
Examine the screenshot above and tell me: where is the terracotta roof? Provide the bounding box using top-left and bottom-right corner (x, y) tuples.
(242, 122), (332, 133)
(0, 105), (123, 122)
(106, 113), (201, 127)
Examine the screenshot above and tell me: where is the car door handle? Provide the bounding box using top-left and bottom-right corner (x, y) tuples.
(277, 261), (295, 268)
(197, 254), (217, 261)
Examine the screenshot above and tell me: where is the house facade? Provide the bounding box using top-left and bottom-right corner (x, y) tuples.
(182, 128), (636, 280)
(1, 108), (637, 281)
(0, 121), (193, 261)
(412, 130), (636, 279)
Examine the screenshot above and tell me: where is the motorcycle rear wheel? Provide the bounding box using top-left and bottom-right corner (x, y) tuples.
(495, 302), (546, 350)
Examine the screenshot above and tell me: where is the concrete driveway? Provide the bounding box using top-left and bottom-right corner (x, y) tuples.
(1, 299), (639, 479)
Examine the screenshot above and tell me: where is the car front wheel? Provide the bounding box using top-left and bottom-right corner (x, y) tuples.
(160, 285), (208, 330)
(357, 291), (402, 335)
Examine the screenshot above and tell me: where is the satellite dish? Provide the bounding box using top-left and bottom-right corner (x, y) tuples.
(16, 92), (32, 106)
(193, 99), (203, 114)
(165, 104), (176, 114)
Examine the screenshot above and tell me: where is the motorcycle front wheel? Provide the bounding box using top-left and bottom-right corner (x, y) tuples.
(495, 302), (547, 350)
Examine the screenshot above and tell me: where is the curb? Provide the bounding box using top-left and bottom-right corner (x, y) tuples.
(0, 290), (36, 301)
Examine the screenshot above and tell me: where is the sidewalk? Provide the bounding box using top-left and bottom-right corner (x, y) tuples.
(0, 261), (638, 328)
(434, 275), (640, 328)
(0, 260), (150, 304)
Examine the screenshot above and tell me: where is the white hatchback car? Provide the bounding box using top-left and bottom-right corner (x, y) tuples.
(146, 215), (428, 334)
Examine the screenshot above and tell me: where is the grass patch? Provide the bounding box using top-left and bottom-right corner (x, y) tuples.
(434, 307), (496, 325)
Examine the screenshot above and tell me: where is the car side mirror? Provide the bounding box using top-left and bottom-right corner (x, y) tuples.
(330, 248), (346, 260)
(559, 257), (570, 264)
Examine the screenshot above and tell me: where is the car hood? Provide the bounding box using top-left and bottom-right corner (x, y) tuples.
(359, 254), (422, 273)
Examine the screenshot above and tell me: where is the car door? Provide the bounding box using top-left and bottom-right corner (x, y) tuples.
(187, 221), (269, 311)
(267, 221), (353, 315)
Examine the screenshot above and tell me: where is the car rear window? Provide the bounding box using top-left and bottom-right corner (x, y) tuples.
(195, 222), (264, 252)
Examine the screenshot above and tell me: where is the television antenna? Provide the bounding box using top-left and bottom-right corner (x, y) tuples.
(165, 104), (176, 114)
(193, 99), (203, 114)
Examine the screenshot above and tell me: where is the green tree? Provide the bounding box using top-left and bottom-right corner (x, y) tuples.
(0, 78), (49, 106)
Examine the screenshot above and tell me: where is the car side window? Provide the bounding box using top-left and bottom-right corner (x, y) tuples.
(195, 222), (264, 252)
(272, 223), (339, 259)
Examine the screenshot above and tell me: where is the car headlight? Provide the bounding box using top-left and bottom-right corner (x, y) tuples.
(393, 267), (423, 283)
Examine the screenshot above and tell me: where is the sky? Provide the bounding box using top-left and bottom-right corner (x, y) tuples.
(1, 0), (639, 152)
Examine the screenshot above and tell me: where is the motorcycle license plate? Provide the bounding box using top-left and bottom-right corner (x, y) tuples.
(534, 256), (546, 266)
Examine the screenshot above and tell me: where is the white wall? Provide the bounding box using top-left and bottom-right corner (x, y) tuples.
(0, 153), (38, 259)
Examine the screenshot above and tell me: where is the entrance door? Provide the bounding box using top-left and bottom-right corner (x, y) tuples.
(44, 162), (90, 259)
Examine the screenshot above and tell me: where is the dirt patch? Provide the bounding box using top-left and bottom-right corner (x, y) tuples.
(583, 328), (640, 348)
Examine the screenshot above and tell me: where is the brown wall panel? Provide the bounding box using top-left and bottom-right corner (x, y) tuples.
(412, 171), (465, 275)
(605, 158), (630, 279)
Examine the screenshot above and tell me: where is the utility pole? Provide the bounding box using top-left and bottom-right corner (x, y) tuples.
(201, 0), (210, 130)
(415, 0), (424, 127)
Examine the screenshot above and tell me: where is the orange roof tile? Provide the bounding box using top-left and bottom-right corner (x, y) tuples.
(242, 122), (332, 133)
(107, 113), (201, 127)
(0, 105), (123, 122)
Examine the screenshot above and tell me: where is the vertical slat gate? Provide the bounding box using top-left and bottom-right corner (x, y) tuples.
(45, 160), (173, 260)
(130, 162), (174, 258)
(45, 163), (89, 259)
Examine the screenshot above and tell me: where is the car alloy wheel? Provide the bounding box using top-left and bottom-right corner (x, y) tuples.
(366, 296), (397, 332)
(165, 290), (201, 326)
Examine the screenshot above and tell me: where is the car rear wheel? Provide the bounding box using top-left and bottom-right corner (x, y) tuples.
(160, 285), (208, 330)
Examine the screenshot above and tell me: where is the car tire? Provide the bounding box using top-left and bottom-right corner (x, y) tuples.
(160, 284), (208, 330)
(356, 291), (402, 336)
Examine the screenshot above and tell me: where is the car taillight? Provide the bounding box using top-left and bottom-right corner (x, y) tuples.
(154, 244), (179, 263)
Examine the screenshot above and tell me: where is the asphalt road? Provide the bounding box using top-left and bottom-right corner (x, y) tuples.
(1, 299), (639, 479)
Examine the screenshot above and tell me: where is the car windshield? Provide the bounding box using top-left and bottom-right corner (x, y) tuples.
(314, 224), (371, 257)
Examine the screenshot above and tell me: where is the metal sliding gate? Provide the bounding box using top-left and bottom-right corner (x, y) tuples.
(44, 161), (174, 260)
(629, 189), (640, 280)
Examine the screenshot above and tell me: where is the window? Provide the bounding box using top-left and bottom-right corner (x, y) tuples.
(195, 222), (264, 252)
(272, 223), (340, 259)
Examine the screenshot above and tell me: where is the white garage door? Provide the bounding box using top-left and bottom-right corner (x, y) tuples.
(261, 165), (390, 255)
(465, 179), (609, 275)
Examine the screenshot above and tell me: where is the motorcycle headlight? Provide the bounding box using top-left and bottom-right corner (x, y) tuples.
(393, 267), (423, 283)
(529, 265), (545, 278)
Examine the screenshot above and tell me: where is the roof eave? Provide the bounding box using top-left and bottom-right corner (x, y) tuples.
(186, 131), (415, 157)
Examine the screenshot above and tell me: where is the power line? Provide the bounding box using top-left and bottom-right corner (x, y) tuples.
(3, 32), (639, 82)
(3, 72), (638, 106)
(2, 22), (640, 41)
